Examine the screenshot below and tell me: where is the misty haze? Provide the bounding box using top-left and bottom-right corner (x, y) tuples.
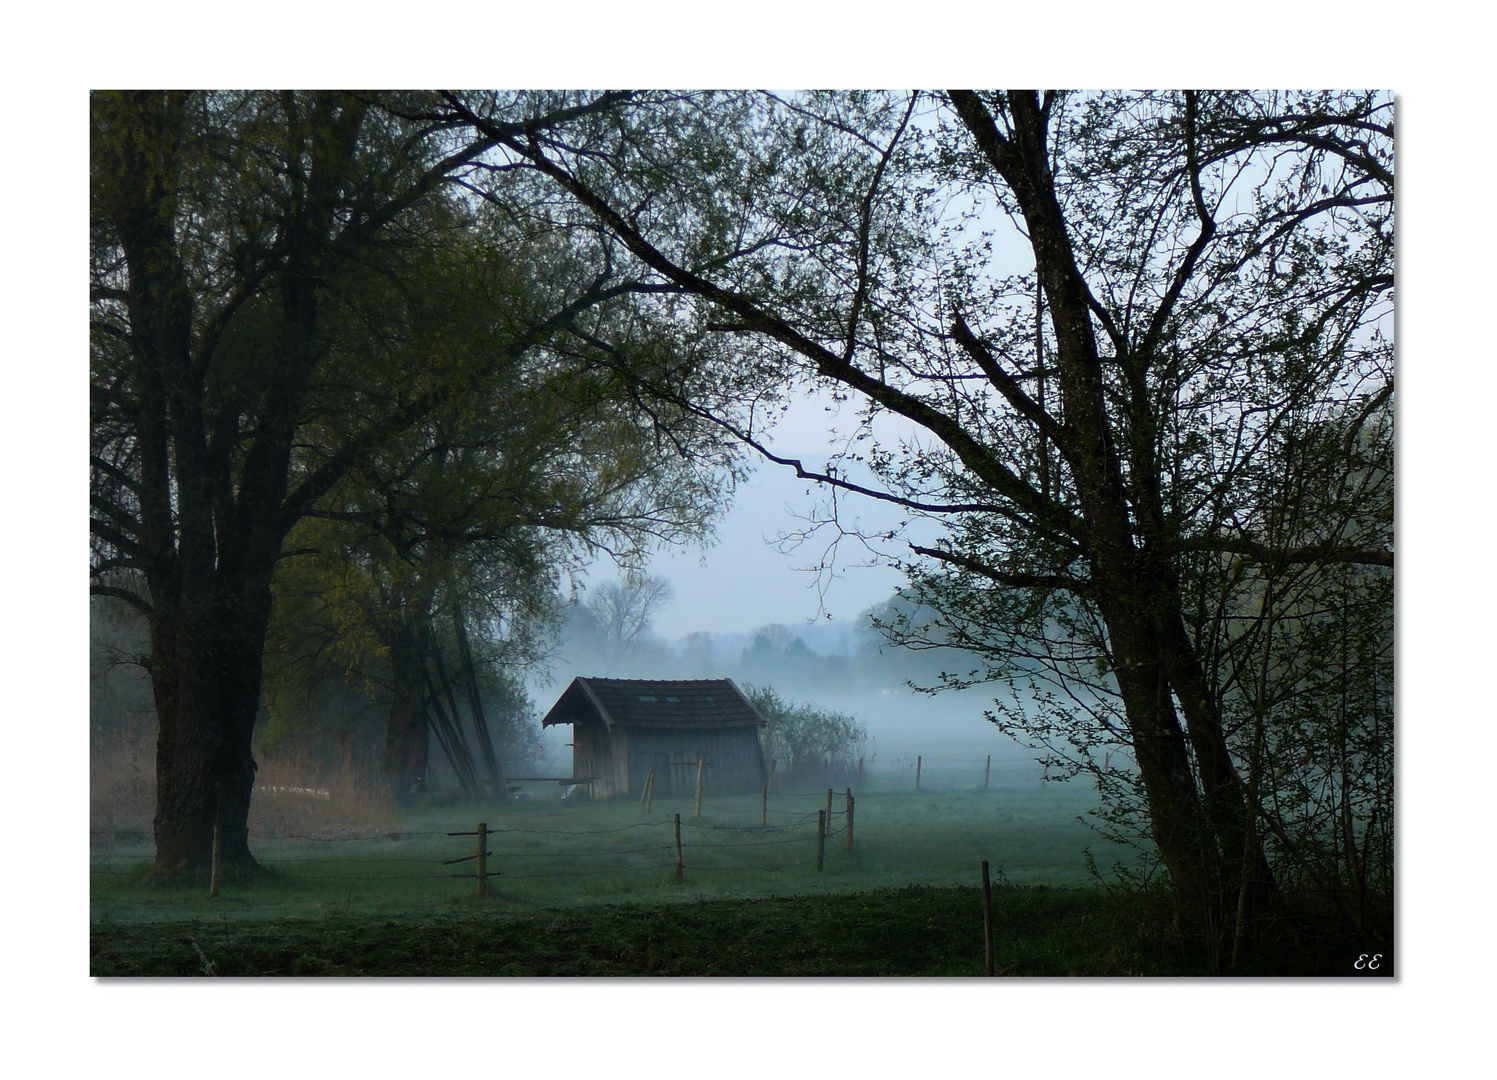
(531, 569), (1045, 784)
(91, 90), (1392, 979)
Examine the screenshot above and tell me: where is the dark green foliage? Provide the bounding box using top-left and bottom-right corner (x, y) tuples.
(90, 91), (740, 863)
(743, 684), (867, 779)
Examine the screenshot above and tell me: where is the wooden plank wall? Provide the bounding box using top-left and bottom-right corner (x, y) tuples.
(574, 722), (631, 797)
(624, 727), (767, 796)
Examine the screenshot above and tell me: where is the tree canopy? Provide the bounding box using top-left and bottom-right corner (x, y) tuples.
(90, 91), (736, 868)
(429, 89), (1393, 954)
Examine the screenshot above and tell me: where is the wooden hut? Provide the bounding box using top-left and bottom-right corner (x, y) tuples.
(540, 678), (768, 798)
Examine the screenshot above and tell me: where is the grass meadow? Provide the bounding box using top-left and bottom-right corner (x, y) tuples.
(91, 766), (1378, 975)
(92, 772), (1138, 923)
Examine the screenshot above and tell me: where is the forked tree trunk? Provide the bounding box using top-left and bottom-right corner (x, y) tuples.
(942, 91), (1278, 945)
(1093, 591), (1222, 923)
(95, 91), (484, 877)
(1094, 565), (1283, 951)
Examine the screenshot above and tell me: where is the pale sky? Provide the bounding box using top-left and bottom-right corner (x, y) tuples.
(594, 383), (949, 640)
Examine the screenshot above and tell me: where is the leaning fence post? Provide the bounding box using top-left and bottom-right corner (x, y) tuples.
(981, 861), (995, 976)
(916, 755), (922, 791)
(477, 822), (488, 897)
(674, 813), (684, 884)
(816, 810), (826, 872)
(845, 789), (855, 852)
(694, 759), (705, 818)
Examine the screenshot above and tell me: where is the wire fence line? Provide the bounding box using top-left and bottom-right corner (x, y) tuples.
(92, 810), (832, 848)
(681, 815), (819, 833)
(91, 829), (454, 842)
(501, 843), (676, 859)
(765, 783), (859, 794)
(247, 832), (448, 842)
(505, 862), (681, 880)
(683, 833), (824, 850)
(483, 821), (667, 836)
(90, 802), (856, 891)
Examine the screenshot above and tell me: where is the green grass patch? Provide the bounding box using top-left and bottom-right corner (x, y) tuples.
(92, 884), (1384, 977)
(92, 787), (1384, 976)
(92, 784), (1137, 923)
(92, 884), (1214, 976)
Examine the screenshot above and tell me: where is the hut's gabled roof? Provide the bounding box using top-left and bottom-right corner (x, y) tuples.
(540, 677), (767, 730)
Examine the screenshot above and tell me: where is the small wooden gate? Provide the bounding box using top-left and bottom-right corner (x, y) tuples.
(668, 754), (710, 795)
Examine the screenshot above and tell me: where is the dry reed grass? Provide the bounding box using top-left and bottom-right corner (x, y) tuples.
(249, 752), (396, 839)
(91, 729), (155, 845)
(91, 734), (397, 844)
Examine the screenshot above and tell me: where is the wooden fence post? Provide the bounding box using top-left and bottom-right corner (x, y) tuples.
(674, 813), (683, 884)
(209, 816), (222, 899)
(916, 755), (922, 791)
(477, 822), (489, 897)
(694, 759), (705, 818)
(845, 789), (854, 852)
(646, 771), (655, 814)
(985, 755), (992, 790)
(816, 810), (826, 872)
(981, 861), (995, 976)
(761, 782), (768, 827)
(825, 787), (834, 831)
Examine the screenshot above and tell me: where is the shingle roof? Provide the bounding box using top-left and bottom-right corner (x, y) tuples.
(540, 677), (767, 730)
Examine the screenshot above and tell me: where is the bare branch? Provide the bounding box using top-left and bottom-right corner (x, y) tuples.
(1183, 535), (1392, 570)
(909, 543), (1094, 596)
(91, 584), (153, 616)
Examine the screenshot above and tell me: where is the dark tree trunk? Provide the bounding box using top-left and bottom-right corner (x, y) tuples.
(1093, 592), (1219, 919)
(148, 570), (275, 871)
(92, 92), (351, 874)
(382, 626), (431, 800)
(93, 92), (530, 876)
(1160, 605), (1282, 931)
(942, 91), (1277, 944)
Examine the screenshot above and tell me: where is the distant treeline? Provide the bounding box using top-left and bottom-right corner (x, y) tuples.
(549, 592), (990, 696)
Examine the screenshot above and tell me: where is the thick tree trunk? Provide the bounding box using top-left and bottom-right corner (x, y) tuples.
(149, 576), (273, 872)
(1095, 554), (1280, 950)
(95, 91), (465, 876)
(1093, 589), (1222, 923)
